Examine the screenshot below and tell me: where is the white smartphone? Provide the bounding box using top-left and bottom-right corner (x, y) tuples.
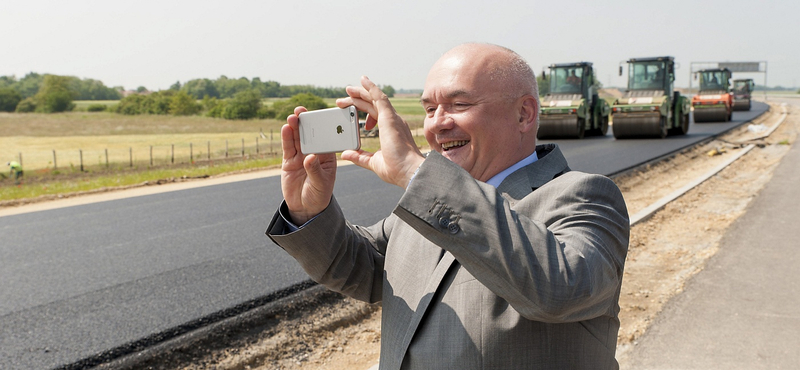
(298, 106), (361, 154)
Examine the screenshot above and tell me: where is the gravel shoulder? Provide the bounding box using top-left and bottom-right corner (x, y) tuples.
(105, 102), (797, 370)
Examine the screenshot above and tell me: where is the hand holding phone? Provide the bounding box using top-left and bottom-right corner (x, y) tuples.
(298, 106), (361, 154)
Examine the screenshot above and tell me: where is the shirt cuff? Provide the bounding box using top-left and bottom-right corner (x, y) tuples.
(279, 201), (320, 233)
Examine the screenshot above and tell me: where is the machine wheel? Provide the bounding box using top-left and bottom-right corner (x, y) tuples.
(657, 116), (668, 139)
(588, 115), (609, 136)
(669, 113), (689, 136)
(576, 118), (586, 139)
(598, 115), (609, 136)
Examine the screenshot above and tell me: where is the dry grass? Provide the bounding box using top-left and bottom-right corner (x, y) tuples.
(0, 111), (283, 137)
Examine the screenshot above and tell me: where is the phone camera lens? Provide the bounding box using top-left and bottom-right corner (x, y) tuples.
(350, 112), (355, 117)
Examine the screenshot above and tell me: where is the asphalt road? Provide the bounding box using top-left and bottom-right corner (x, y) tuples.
(0, 102), (767, 369)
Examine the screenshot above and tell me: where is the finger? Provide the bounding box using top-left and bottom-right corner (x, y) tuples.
(361, 76), (396, 115)
(280, 124), (298, 160)
(303, 153), (336, 187)
(342, 86), (378, 117)
(365, 114), (378, 131)
(341, 149), (374, 170)
(294, 106), (308, 116)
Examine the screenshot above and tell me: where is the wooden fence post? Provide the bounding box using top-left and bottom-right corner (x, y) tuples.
(53, 150), (57, 170)
(226, 140), (229, 158)
(190, 143), (193, 163)
(129, 147), (133, 167)
(207, 141), (210, 161)
(241, 138), (245, 157)
(171, 144), (174, 164)
(105, 149), (109, 168)
(150, 146), (153, 166)
(256, 137), (259, 154)
(80, 149), (84, 172)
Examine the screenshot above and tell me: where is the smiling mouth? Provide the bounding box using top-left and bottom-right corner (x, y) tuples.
(441, 140), (469, 151)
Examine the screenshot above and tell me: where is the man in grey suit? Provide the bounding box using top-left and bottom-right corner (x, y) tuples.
(267, 43), (629, 369)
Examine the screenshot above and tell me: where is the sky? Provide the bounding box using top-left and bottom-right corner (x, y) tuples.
(3, 0), (798, 92)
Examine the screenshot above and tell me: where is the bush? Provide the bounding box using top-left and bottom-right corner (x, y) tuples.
(0, 87), (22, 112)
(15, 97), (37, 112)
(271, 93), (328, 120)
(169, 91), (200, 116)
(116, 94), (147, 115)
(115, 91), (177, 115)
(257, 105), (275, 119)
(35, 75), (77, 113)
(222, 89), (262, 120)
(87, 104), (107, 112)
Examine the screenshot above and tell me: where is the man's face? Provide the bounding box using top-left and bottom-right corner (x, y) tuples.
(420, 49), (529, 182)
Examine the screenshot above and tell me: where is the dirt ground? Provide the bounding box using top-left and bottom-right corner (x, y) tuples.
(120, 102), (798, 370)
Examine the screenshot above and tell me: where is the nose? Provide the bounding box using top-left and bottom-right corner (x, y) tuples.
(426, 105), (454, 134)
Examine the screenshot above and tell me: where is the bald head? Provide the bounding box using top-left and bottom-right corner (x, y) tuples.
(434, 43), (538, 100)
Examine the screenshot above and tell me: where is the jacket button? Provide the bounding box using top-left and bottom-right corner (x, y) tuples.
(447, 222), (460, 234)
(438, 217), (450, 228)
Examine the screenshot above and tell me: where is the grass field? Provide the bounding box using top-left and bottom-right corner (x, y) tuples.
(0, 98), (428, 202)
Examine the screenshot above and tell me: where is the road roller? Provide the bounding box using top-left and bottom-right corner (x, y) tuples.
(612, 56), (690, 139)
(537, 62), (610, 139)
(691, 68), (733, 122)
(732, 78), (755, 111)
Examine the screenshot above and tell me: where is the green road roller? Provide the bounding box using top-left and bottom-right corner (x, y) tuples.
(732, 78), (755, 111)
(538, 62), (610, 139)
(612, 56), (690, 139)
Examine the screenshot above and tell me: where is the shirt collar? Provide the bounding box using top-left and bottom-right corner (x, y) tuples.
(485, 151), (539, 188)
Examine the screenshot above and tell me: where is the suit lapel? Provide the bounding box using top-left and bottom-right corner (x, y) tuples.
(396, 251), (456, 363)
(497, 144), (570, 205)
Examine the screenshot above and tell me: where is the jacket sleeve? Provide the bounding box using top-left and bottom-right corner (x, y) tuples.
(392, 151), (630, 323)
(266, 197), (393, 303)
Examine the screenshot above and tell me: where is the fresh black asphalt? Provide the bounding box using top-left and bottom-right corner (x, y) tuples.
(0, 102), (767, 369)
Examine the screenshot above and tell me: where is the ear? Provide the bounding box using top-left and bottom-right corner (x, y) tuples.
(517, 95), (538, 134)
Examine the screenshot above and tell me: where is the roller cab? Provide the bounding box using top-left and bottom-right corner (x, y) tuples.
(612, 56), (690, 139)
(538, 62), (610, 139)
(692, 68), (733, 122)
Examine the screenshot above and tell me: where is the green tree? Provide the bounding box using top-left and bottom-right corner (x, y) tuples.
(136, 86), (148, 93)
(183, 78), (219, 99)
(271, 93), (328, 120)
(35, 75), (77, 113)
(222, 89), (262, 119)
(203, 96), (226, 118)
(15, 97), (37, 112)
(169, 90), (200, 116)
(17, 73), (43, 98)
(70, 77), (122, 100)
(170, 81), (182, 91)
(381, 85), (396, 97)
(0, 87), (22, 112)
(216, 76), (252, 98)
(116, 94), (147, 115)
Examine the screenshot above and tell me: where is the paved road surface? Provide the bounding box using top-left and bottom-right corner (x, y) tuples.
(0, 103), (767, 369)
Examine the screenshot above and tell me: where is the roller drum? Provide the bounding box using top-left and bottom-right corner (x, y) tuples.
(732, 99), (751, 111)
(537, 116), (583, 139)
(693, 107), (729, 122)
(612, 113), (664, 139)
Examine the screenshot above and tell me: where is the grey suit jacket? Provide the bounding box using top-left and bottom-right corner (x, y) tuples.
(267, 144), (630, 369)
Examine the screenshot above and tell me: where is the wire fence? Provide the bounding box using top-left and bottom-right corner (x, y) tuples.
(9, 135), (282, 173)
